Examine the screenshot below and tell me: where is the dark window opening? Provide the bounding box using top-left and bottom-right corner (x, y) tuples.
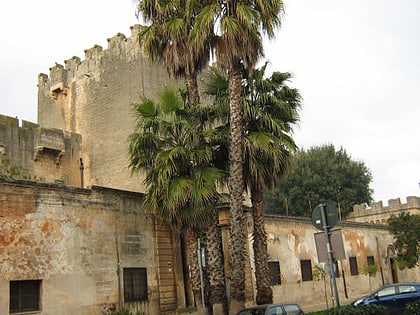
(349, 257), (359, 276)
(124, 268), (148, 302)
(300, 259), (313, 281)
(268, 261), (281, 285)
(10, 280), (41, 313)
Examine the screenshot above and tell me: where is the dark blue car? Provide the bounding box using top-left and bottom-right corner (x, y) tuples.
(353, 282), (420, 315)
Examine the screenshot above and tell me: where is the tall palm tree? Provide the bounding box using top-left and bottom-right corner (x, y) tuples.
(128, 87), (229, 313)
(136, 0), (210, 105)
(135, 2), (217, 311)
(203, 63), (301, 305)
(242, 64), (301, 304)
(192, 2), (284, 312)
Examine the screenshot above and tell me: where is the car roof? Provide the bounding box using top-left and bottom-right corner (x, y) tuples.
(238, 303), (302, 311)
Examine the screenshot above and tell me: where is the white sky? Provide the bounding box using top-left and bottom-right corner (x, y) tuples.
(1, 0), (419, 204)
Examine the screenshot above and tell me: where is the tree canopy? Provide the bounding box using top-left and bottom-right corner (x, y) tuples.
(264, 144), (373, 218)
(388, 212), (420, 269)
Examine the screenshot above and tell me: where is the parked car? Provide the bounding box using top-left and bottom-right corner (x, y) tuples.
(236, 303), (305, 315)
(353, 282), (420, 315)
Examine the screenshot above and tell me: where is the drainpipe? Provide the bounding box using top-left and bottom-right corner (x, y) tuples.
(79, 158), (84, 188)
(116, 236), (123, 310)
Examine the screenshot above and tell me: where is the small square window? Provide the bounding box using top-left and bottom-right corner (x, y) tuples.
(268, 261), (281, 285)
(10, 280), (41, 313)
(349, 257), (358, 276)
(124, 268), (148, 302)
(300, 260), (313, 281)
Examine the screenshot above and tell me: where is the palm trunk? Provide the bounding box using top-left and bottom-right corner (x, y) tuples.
(186, 228), (204, 312)
(186, 72), (200, 106)
(228, 63), (246, 313)
(251, 186), (273, 305)
(206, 211), (228, 315)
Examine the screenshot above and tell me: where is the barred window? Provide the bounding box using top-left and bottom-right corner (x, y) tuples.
(349, 257), (358, 276)
(10, 280), (41, 313)
(124, 268), (148, 302)
(268, 261), (281, 285)
(367, 256), (375, 266)
(300, 259), (313, 281)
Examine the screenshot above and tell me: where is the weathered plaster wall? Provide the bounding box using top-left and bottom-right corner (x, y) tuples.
(0, 179), (167, 315)
(247, 215), (420, 312)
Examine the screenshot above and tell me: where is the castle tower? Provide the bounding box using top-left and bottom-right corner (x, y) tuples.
(37, 25), (180, 192)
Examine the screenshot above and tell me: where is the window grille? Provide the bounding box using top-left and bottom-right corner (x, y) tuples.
(124, 268), (148, 302)
(10, 280), (41, 313)
(300, 259), (313, 281)
(268, 261), (281, 285)
(349, 257), (358, 275)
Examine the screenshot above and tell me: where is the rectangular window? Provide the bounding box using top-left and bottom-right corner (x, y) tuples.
(268, 261), (281, 285)
(10, 280), (41, 313)
(367, 255), (376, 276)
(367, 256), (375, 266)
(334, 260), (340, 277)
(124, 268), (148, 302)
(349, 257), (359, 276)
(300, 259), (313, 281)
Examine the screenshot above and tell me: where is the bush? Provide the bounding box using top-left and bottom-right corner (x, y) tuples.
(109, 309), (145, 315)
(307, 304), (387, 315)
(405, 299), (420, 315)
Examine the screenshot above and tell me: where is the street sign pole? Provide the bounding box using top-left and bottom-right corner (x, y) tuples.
(319, 204), (340, 308)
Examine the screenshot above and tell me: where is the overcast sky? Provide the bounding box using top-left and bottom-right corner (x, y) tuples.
(1, 0), (419, 204)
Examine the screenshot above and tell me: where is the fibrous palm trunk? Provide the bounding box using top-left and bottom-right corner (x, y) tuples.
(206, 211), (228, 315)
(186, 228), (204, 312)
(228, 63), (246, 313)
(251, 186), (273, 305)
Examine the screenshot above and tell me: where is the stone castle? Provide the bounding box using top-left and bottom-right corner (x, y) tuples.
(1, 25), (419, 315)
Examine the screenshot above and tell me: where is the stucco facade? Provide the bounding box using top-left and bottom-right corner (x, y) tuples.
(0, 178), (183, 315)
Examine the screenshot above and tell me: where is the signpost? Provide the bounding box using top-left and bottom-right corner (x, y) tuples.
(312, 204), (340, 308)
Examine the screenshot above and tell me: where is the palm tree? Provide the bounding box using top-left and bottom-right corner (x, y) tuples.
(203, 63), (301, 305)
(135, 2), (217, 311)
(192, 2), (284, 312)
(128, 87), (224, 310)
(242, 64), (301, 304)
(136, 0), (210, 105)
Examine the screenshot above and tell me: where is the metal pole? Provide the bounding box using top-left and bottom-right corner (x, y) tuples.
(197, 239), (206, 315)
(320, 204), (340, 308)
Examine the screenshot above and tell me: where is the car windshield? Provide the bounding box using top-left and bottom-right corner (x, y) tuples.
(283, 304), (303, 314)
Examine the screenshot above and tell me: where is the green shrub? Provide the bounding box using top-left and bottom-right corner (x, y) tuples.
(109, 309), (145, 315)
(307, 304), (387, 315)
(405, 299), (420, 315)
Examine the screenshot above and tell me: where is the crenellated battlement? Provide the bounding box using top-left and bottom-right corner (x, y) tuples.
(38, 24), (145, 102)
(0, 114), (82, 186)
(36, 23), (177, 192)
(347, 196), (420, 224)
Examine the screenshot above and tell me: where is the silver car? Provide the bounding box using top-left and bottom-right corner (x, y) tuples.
(236, 303), (305, 315)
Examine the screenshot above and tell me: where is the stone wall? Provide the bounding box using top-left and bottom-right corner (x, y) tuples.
(348, 196), (420, 224)
(37, 25), (182, 193)
(0, 115), (82, 187)
(0, 178), (181, 315)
